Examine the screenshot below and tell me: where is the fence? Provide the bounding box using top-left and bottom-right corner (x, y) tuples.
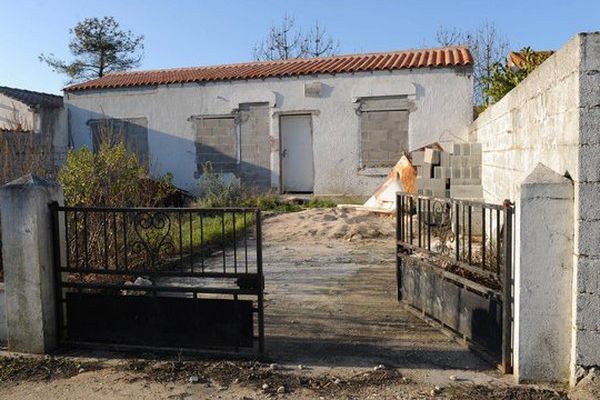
(396, 192), (514, 372)
(50, 203), (264, 353)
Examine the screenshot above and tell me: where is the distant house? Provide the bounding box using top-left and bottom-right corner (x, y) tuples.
(0, 86), (68, 151)
(64, 47), (474, 195)
(507, 50), (555, 71)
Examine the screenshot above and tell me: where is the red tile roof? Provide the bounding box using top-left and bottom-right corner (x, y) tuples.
(64, 47), (473, 92)
(507, 50), (554, 70)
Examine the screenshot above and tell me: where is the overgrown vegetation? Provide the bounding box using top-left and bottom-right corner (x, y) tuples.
(196, 162), (341, 212)
(59, 141), (174, 207)
(483, 47), (552, 104)
(195, 162), (242, 208)
(174, 212), (256, 254)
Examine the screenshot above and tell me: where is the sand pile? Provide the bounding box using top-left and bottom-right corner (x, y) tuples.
(263, 208), (395, 242)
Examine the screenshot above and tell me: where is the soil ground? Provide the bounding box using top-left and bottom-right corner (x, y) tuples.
(0, 208), (566, 399)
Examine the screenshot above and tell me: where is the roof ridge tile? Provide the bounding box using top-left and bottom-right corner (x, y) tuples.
(65, 46), (473, 92)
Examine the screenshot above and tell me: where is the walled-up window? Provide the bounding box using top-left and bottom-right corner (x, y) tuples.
(359, 97), (409, 168)
(89, 117), (149, 165)
(192, 115), (238, 174)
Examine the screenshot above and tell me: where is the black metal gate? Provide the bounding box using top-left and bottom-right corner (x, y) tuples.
(50, 203), (264, 353)
(396, 193), (513, 373)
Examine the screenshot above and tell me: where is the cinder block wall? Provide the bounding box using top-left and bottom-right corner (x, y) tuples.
(469, 32), (600, 383)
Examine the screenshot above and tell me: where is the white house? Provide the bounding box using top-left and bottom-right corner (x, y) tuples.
(64, 47), (474, 195)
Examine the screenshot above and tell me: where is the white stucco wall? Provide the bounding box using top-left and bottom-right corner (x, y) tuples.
(65, 67), (473, 196)
(469, 32), (600, 384)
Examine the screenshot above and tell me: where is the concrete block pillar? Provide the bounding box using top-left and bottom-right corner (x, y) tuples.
(0, 175), (64, 353)
(514, 163), (574, 382)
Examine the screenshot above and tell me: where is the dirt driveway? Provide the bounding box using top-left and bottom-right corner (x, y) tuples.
(262, 208), (491, 371)
(0, 208), (566, 399)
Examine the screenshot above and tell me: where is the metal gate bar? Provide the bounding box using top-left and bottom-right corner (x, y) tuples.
(396, 192), (514, 373)
(50, 203), (264, 353)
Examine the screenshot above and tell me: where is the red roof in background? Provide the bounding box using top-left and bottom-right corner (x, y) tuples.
(507, 50), (554, 69)
(64, 47), (473, 92)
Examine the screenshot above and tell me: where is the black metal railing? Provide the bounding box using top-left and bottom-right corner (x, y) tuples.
(396, 193), (513, 290)
(396, 192), (514, 373)
(50, 203), (264, 353)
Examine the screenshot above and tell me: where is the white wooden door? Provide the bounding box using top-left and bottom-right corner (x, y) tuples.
(280, 115), (314, 193)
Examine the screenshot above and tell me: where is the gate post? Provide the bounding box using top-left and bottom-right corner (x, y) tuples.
(0, 175), (64, 353)
(514, 163), (574, 382)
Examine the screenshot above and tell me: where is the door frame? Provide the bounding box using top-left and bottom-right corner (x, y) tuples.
(278, 113), (315, 194)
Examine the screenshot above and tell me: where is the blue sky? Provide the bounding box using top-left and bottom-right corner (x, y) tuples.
(1, 0), (598, 94)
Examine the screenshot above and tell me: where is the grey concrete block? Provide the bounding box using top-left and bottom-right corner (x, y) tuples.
(460, 143), (471, 156)
(453, 143), (461, 155)
(453, 156), (467, 167)
(471, 166), (481, 179)
(452, 168), (461, 179)
(461, 168), (471, 179)
(440, 151), (451, 167)
(433, 167), (451, 180)
(422, 162), (432, 178)
(471, 142), (482, 155)
(429, 178), (446, 197)
(469, 155), (481, 165)
(450, 184), (483, 199)
(451, 178), (481, 186)
(411, 151), (425, 166)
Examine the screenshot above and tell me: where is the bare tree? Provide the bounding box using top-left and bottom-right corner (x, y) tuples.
(253, 14), (303, 61)
(435, 22), (510, 106)
(301, 21), (339, 58)
(435, 26), (464, 48)
(253, 15), (339, 61)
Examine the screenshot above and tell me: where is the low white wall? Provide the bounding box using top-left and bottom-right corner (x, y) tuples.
(470, 32), (600, 384)
(65, 67), (473, 196)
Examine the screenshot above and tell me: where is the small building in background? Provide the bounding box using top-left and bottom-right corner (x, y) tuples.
(64, 47), (474, 196)
(0, 86), (68, 149)
(0, 86), (69, 182)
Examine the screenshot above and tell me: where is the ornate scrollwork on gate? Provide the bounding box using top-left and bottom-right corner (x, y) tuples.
(131, 212), (175, 269)
(430, 200), (455, 256)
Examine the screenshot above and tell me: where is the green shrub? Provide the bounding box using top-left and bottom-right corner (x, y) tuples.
(196, 162), (242, 208)
(59, 141), (175, 207)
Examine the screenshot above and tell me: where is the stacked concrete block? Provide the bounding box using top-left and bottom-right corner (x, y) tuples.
(450, 142), (483, 200)
(412, 147), (451, 198)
